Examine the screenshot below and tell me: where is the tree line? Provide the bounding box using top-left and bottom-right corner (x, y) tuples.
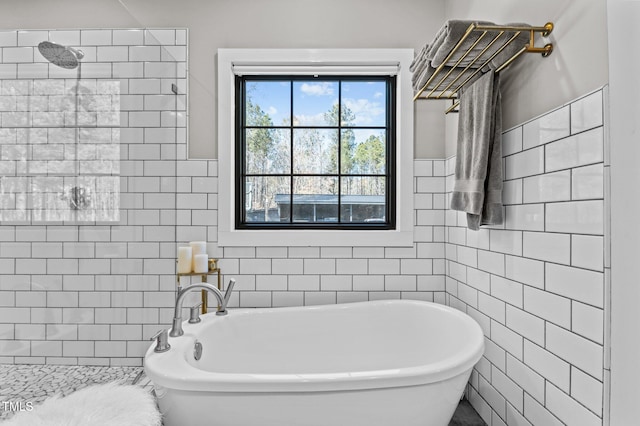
(244, 98), (386, 219)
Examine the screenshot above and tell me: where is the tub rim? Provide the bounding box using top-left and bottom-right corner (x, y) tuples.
(144, 300), (485, 393)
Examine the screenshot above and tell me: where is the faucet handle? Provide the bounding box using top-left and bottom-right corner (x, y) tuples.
(223, 278), (236, 306)
(189, 303), (203, 324)
(150, 329), (170, 353)
(216, 278), (236, 316)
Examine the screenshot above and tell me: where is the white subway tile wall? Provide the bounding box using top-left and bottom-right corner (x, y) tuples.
(446, 89), (608, 426)
(203, 157), (448, 309)
(0, 28), (187, 366)
(0, 151), (448, 364)
(0, 26), (450, 365)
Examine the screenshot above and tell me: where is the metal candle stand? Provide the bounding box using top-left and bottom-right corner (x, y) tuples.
(176, 258), (221, 314)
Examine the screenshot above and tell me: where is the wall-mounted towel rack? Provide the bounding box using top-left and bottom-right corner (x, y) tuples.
(413, 22), (554, 113)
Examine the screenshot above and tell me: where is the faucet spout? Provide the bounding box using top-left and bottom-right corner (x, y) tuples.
(170, 282), (226, 337)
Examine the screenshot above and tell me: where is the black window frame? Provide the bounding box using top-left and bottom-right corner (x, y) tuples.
(235, 74), (396, 230)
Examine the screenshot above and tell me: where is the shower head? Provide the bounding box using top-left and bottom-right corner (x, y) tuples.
(38, 41), (84, 69)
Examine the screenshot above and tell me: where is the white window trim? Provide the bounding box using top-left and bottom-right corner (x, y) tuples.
(217, 48), (414, 247)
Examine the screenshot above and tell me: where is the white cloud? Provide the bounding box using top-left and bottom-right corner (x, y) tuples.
(293, 113), (328, 126)
(373, 92), (384, 99)
(300, 82), (334, 96)
(267, 106), (278, 116)
(343, 98), (384, 126)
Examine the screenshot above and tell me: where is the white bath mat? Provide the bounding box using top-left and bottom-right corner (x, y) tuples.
(2, 382), (161, 426)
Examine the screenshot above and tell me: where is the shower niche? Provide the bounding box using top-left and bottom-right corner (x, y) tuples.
(0, 28), (187, 224)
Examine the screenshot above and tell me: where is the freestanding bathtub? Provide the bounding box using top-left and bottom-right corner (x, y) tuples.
(144, 299), (484, 426)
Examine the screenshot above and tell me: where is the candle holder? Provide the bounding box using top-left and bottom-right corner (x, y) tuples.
(176, 258), (221, 314)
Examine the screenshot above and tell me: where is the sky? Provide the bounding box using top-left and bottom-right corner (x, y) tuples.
(245, 79), (386, 128)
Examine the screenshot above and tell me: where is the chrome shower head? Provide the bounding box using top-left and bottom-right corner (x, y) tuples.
(38, 41), (84, 69)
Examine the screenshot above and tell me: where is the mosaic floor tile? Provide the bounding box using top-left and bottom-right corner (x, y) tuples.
(0, 364), (145, 420)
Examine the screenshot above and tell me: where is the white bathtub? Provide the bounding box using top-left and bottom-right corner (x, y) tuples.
(144, 299), (484, 426)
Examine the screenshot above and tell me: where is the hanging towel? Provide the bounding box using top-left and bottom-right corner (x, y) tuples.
(450, 70), (503, 230)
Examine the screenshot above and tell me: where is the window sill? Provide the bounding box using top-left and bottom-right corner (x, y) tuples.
(218, 229), (414, 247)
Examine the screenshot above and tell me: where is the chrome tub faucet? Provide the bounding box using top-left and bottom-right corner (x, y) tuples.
(170, 279), (236, 337)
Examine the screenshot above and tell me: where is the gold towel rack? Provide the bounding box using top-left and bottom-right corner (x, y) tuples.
(413, 22), (554, 113)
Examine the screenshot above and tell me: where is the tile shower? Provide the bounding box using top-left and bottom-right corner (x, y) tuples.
(0, 28), (610, 426)
(0, 28), (187, 366)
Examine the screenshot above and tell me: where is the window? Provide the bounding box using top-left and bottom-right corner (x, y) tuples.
(217, 49), (414, 246)
(235, 75), (395, 229)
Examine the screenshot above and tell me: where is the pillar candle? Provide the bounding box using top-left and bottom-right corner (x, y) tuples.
(190, 241), (207, 271)
(193, 254), (209, 273)
(177, 246), (192, 274)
